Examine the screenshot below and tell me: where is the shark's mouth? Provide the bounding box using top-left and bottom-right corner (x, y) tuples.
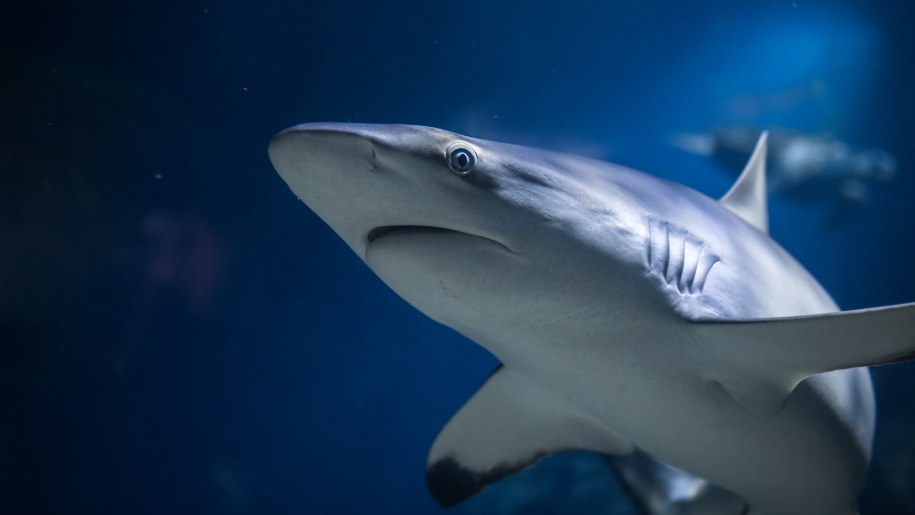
(367, 226), (458, 244)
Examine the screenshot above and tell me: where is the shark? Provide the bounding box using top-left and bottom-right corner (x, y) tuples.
(268, 123), (915, 515)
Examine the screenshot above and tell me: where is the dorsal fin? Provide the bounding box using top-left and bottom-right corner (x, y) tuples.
(719, 131), (769, 234)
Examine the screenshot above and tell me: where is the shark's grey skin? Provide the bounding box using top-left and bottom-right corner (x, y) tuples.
(268, 123), (915, 515)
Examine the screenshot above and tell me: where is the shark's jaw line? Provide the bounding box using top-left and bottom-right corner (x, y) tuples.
(367, 225), (456, 244)
(366, 225), (517, 255)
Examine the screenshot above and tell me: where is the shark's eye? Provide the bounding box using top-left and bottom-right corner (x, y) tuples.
(447, 145), (477, 175)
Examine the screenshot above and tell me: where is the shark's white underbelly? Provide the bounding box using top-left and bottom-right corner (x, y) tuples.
(530, 351), (875, 515)
(645, 371), (870, 513)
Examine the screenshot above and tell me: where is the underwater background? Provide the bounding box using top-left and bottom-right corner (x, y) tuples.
(1, 0), (914, 513)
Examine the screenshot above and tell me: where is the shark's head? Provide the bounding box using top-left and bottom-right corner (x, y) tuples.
(269, 123), (651, 356)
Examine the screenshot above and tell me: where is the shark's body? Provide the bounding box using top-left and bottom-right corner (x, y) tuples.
(268, 123), (915, 515)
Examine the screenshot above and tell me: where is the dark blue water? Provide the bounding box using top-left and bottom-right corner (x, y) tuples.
(1, 0), (913, 513)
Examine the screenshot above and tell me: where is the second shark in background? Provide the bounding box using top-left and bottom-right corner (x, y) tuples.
(673, 127), (896, 224)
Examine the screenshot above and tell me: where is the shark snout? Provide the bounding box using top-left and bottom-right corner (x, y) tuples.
(268, 122), (522, 260)
(268, 125), (393, 254)
(269, 125), (377, 180)
(269, 123), (471, 259)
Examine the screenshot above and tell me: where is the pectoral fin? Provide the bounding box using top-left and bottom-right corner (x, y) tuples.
(426, 365), (632, 506)
(693, 301), (915, 416)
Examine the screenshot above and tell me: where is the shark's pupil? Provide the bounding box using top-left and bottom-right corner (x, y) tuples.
(448, 147), (476, 175)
